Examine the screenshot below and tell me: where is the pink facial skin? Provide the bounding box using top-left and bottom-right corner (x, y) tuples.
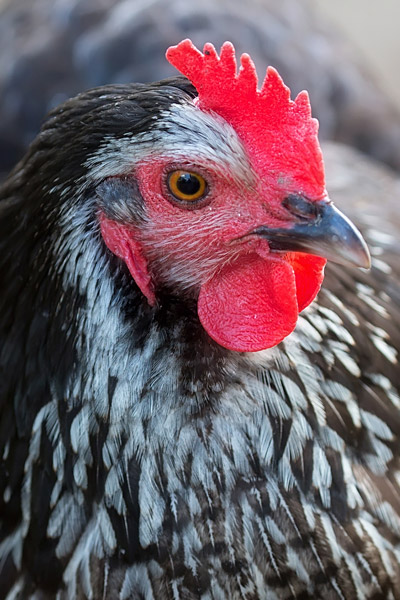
(100, 155), (326, 352)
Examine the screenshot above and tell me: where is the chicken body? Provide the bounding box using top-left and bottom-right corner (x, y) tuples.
(0, 74), (400, 600)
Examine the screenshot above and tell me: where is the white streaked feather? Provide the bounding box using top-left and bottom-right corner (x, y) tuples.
(371, 335), (398, 364)
(312, 445), (332, 508)
(360, 410), (394, 441)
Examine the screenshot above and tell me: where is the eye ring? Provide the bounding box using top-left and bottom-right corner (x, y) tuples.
(167, 170), (208, 205)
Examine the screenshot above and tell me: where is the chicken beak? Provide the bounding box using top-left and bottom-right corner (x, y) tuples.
(253, 198), (371, 269)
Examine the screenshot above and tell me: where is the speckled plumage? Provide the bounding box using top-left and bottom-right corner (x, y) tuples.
(1, 79), (400, 600)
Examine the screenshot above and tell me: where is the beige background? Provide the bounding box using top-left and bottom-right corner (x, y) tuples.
(312, 0), (400, 110)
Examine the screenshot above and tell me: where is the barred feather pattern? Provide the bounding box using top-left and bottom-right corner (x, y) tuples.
(2, 211), (400, 599)
(1, 86), (400, 599)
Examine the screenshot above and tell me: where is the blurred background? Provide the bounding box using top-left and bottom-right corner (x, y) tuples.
(312, 0), (400, 112)
(0, 0), (399, 178)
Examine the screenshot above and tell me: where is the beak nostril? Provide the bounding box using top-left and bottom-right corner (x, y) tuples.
(282, 194), (320, 221)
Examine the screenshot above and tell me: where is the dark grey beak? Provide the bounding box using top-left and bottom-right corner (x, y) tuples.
(253, 196), (371, 269)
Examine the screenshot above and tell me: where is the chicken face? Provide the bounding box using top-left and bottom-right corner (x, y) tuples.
(96, 41), (369, 352)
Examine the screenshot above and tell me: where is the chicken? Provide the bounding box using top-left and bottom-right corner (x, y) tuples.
(0, 39), (400, 599)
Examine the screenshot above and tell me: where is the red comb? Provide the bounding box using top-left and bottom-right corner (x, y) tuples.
(166, 40), (325, 197)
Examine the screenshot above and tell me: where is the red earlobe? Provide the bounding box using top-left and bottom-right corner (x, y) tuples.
(99, 213), (156, 306)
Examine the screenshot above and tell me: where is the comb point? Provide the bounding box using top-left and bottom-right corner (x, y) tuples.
(220, 41), (236, 57)
(219, 42), (237, 76)
(202, 42), (218, 61)
(237, 53), (258, 90)
(261, 66), (291, 102)
(166, 38), (194, 59)
(294, 90), (312, 116)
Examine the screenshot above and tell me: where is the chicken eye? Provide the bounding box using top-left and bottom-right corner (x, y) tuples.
(167, 170), (207, 203)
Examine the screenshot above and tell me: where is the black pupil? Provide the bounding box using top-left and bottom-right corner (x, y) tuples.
(177, 173), (201, 196)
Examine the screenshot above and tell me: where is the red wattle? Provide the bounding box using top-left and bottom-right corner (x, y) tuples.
(197, 253), (299, 352)
(286, 253), (326, 311)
